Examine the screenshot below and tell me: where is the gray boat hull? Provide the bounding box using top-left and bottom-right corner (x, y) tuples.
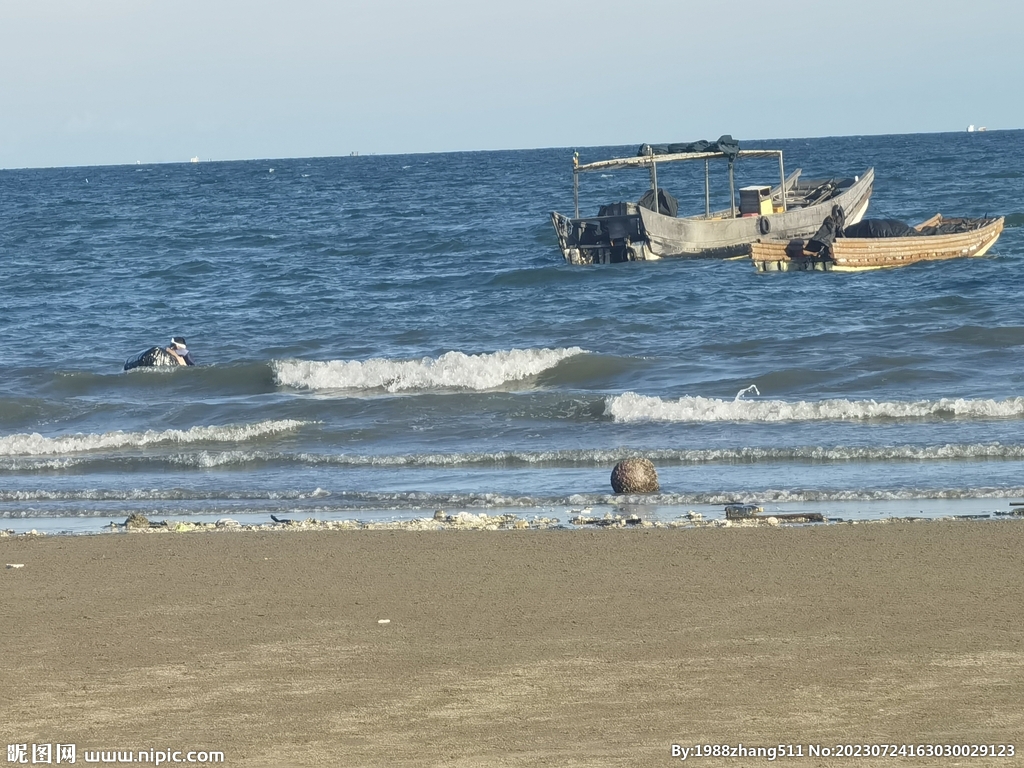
(552, 169), (874, 264)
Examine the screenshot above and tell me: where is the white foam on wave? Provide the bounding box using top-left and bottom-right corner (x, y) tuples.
(606, 392), (1024, 423)
(159, 442), (1024, 469)
(0, 487), (330, 503)
(0, 457), (82, 471)
(646, 487), (1024, 504)
(0, 419), (309, 457)
(306, 443), (1024, 465)
(272, 347), (587, 392)
(169, 450), (283, 468)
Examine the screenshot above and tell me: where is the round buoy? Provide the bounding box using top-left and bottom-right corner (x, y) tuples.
(610, 458), (660, 494)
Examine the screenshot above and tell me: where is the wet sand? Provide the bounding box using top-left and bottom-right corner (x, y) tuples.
(2, 521), (1022, 766)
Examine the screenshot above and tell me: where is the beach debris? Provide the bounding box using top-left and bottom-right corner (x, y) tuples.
(116, 515), (178, 531)
(724, 505), (823, 523)
(570, 512), (646, 528)
(724, 504), (763, 520)
(769, 512), (825, 523)
(21, 507), (1024, 537)
(6, 563), (25, 569)
(421, 511), (559, 530)
(610, 458), (660, 494)
(124, 513), (151, 530)
(377, 619), (391, 625)
(96, 512), (561, 534)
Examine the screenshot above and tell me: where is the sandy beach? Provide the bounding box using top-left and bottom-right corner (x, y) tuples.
(2, 521), (1022, 767)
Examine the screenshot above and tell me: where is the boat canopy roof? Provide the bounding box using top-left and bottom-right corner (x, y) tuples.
(575, 149), (784, 174)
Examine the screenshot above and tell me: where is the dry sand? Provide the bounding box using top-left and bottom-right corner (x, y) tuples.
(2, 521), (1023, 767)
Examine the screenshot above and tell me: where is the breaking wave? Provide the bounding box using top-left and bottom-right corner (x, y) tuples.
(0, 488), (331, 503)
(5, 442), (1023, 473)
(166, 442), (1024, 468)
(606, 392), (1024, 423)
(272, 347), (587, 392)
(0, 419), (309, 457)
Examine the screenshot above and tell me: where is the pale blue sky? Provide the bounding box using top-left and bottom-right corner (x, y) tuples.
(1, 0), (1020, 168)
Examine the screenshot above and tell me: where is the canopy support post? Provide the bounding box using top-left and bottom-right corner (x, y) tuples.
(648, 146), (658, 211)
(778, 151), (787, 212)
(573, 152), (579, 219)
(704, 159), (710, 218)
(728, 158), (736, 219)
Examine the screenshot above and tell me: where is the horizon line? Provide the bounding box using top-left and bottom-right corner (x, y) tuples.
(1, 127), (1016, 172)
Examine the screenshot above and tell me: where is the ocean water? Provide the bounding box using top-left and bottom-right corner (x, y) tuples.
(3, 130), (1024, 533)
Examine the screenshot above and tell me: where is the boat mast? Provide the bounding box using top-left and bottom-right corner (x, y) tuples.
(704, 159), (710, 218)
(573, 152), (579, 219)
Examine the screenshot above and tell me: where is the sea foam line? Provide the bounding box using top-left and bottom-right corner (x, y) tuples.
(606, 392), (1024, 423)
(272, 347), (587, 392)
(0, 488), (330, 503)
(58, 442), (1024, 471)
(0, 419), (310, 457)
(292, 444), (1024, 466)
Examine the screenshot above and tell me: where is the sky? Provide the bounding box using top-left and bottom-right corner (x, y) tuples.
(1, 0), (1021, 169)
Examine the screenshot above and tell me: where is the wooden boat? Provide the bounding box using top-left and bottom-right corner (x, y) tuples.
(550, 140), (874, 264)
(750, 214), (1004, 272)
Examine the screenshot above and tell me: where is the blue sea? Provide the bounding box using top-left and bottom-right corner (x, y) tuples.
(3, 130), (1024, 534)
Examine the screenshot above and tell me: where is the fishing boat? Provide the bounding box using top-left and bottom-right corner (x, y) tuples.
(750, 214), (1004, 272)
(550, 138), (874, 264)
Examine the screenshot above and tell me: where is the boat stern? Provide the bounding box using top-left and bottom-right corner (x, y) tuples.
(550, 210), (654, 265)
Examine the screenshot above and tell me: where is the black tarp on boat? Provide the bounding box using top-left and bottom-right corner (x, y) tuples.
(842, 219), (921, 238)
(637, 188), (679, 217)
(637, 135), (740, 160)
